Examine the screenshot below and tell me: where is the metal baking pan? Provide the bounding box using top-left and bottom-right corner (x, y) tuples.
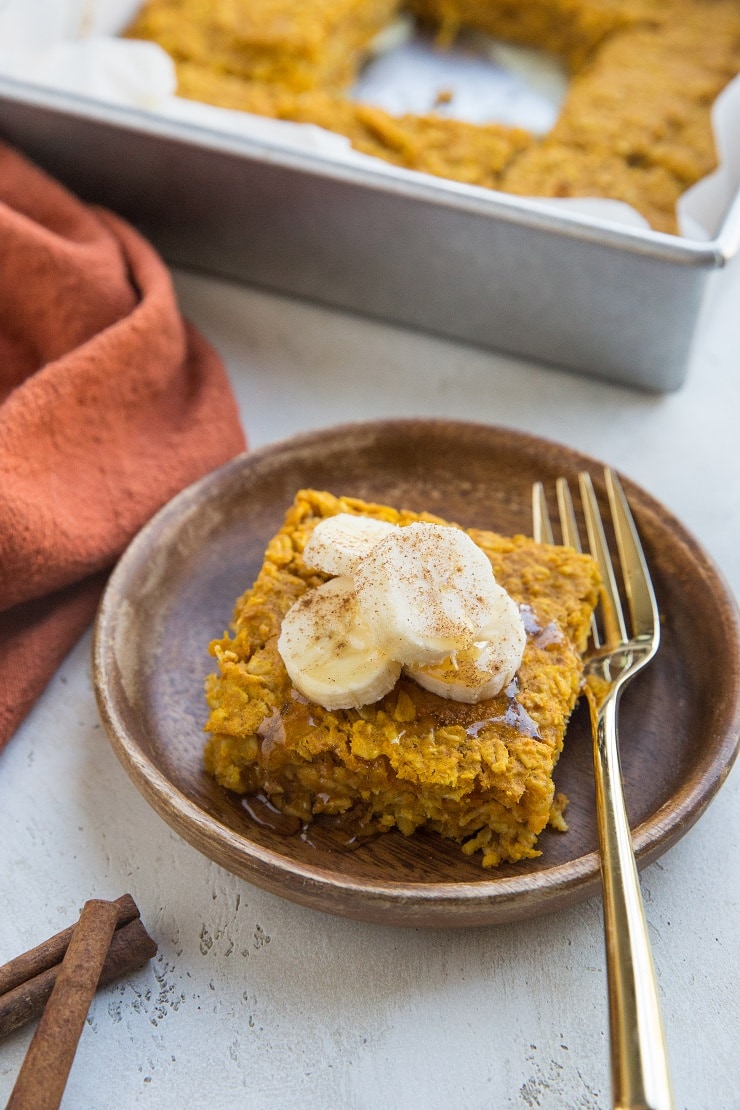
(1, 74), (738, 391)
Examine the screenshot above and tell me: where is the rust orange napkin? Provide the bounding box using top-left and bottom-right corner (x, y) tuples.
(0, 142), (246, 749)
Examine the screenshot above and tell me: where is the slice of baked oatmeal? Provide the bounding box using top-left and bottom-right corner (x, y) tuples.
(204, 489), (600, 867)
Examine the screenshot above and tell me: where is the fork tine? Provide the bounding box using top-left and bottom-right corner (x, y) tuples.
(555, 477), (580, 551)
(604, 468), (660, 643)
(532, 481), (554, 545)
(556, 478), (601, 650)
(578, 471), (628, 646)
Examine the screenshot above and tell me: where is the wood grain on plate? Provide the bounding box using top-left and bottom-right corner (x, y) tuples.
(92, 421), (740, 927)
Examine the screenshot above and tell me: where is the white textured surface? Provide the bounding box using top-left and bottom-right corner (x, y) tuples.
(1, 259), (739, 1109)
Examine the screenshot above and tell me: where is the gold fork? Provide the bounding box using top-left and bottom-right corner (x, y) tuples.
(533, 468), (673, 1110)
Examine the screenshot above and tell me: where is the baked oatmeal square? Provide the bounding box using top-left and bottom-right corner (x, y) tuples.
(204, 489), (599, 867)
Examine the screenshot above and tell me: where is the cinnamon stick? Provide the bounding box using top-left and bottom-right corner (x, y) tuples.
(0, 917), (157, 1039)
(6, 900), (120, 1110)
(0, 894), (139, 997)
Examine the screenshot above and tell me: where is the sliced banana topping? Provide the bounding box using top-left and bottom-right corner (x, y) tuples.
(303, 513), (398, 577)
(353, 523), (508, 666)
(278, 519), (527, 709)
(406, 588), (527, 702)
(276, 575), (401, 711)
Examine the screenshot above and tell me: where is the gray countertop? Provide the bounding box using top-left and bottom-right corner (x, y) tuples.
(1, 261), (738, 1109)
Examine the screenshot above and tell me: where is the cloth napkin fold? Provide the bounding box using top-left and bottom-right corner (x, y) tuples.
(0, 142), (247, 749)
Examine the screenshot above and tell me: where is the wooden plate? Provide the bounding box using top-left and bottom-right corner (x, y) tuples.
(93, 420), (740, 927)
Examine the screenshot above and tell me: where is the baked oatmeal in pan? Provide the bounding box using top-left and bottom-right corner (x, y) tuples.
(128, 0), (740, 233)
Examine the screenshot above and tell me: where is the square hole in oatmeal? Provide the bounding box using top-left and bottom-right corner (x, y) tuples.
(351, 17), (568, 133)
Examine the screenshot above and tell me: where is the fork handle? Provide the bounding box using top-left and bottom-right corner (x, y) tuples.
(591, 694), (674, 1110)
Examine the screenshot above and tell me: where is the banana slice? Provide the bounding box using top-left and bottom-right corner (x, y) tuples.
(302, 513), (398, 578)
(406, 589), (526, 702)
(277, 576), (401, 710)
(353, 523), (507, 666)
